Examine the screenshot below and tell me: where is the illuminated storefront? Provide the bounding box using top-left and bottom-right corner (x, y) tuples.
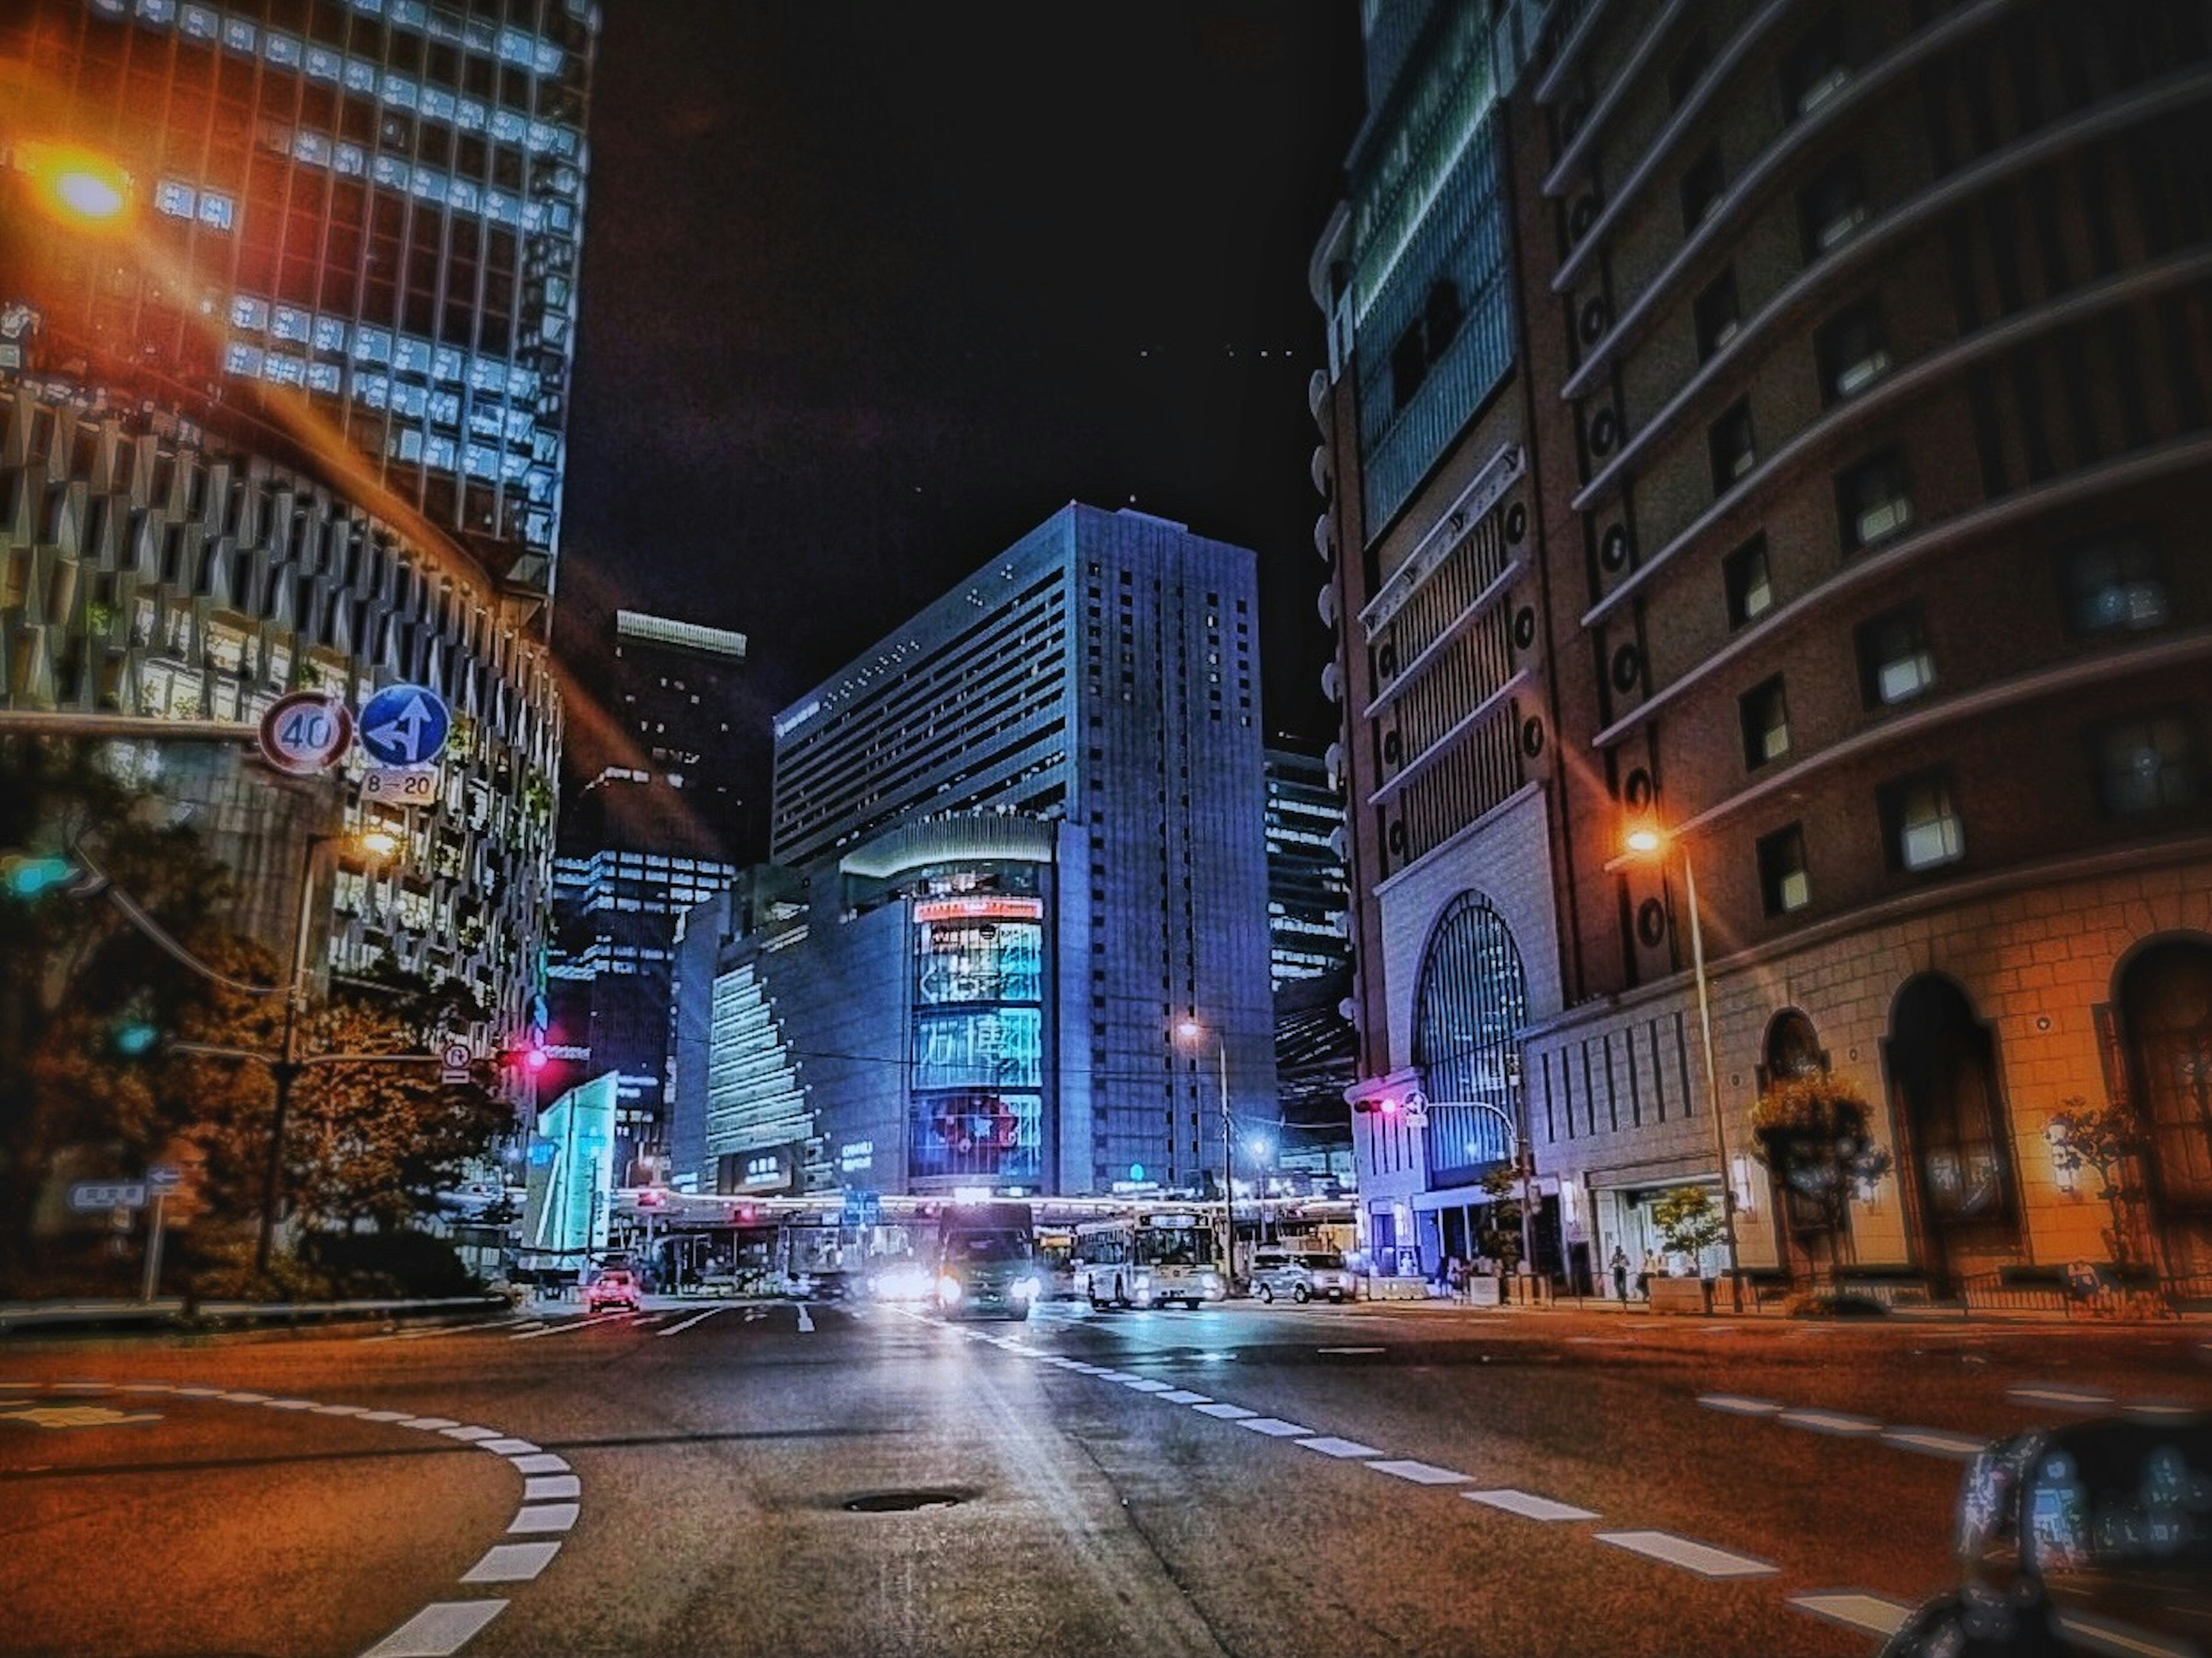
(910, 896), (1048, 1184)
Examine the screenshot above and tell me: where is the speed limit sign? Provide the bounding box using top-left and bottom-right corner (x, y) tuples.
(257, 692), (354, 777)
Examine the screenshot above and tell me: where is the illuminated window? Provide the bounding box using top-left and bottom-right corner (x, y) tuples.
(1816, 297), (1889, 401)
(1694, 268), (1739, 361)
(1782, 13), (1851, 118)
(196, 192), (234, 231)
(1856, 603), (1935, 706)
(1756, 824), (1811, 915)
(1837, 450), (1912, 549)
(155, 180), (196, 219)
(1880, 770), (1963, 872)
(1739, 676), (1791, 769)
(1723, 534), (1773, 628)
(1709, 399), (1756, 493)
(1800, 154), (1868, 256)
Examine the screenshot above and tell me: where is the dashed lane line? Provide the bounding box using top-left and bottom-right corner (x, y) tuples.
(458, 1545), (562, 1586)
(796, 1305), (815, 1334)
(1464, 1489), (1599, 1522)
(1880, 1426), (1986, 1460)
(1237, 1417), (1316, 1438)
(1696, 1394), (1781, 1416)
(1775, 1408), (1883, 1436)
(359, 1600), (507, 1657)
(507, 1312), (631, 1342)
(507, 1503), (580, 1535)
(2008, 1384), (2113, 1409)
(656, 1306), (729, 1338)
(1157, 1390), (1213, 1405)
(1192, 1402), (1256, 1420)
(1367, 1459), (1471, 1486)
(1596, 1531), (1778, 1579)
(2056, 1609), (2204, 1658)
(1789, 1591), (1916, 1638)
(522, 1475), (579, 1501)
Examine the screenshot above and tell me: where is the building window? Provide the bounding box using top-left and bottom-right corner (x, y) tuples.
(1681, 146), (1728, 231)
(1800, 153), (1868, 258)
(1709, 399), (1757, 493)
(1389, 278), (1464, 414)
(1740, 676), (1791, 769)
(1757, 824), (1812, 915)
(1881, 770), (1964, 871)
(2094, 714), (2204, 815)
(1836, 450), (1912, 550)
(1669, 31), (1711, 108)
(2061, 535), (2169, 635)
(1782, 13), (1851, 119)
(1816, 297), (1889, 402)
(1856, 604), (1936, 706)
(1694, 268), (1740, 361)
(1724, 534), (1774, 627)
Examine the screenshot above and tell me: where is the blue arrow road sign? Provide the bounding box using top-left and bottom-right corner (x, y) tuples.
(359, 683), (450, 769)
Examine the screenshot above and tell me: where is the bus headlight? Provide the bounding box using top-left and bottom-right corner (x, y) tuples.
(1132, 1274), (1151, 1291)
(936, 1275), (963, 1307)
(1010, 1276), (1041, 1300)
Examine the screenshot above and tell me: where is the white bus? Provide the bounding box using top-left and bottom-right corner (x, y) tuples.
(1071, 1209), (1226, 1309)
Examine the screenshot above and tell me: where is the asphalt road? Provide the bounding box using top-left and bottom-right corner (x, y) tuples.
(2, 1298), (2207, 1658)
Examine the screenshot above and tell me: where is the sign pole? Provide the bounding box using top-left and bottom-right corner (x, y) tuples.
(141, 1191), (166, 1304)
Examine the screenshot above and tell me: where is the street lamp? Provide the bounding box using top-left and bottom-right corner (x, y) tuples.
(13, 140), (132, 228)
(1176, 1017), (1234, 1289)
(1622, 822), (1743, 1311)
(255, 823), (396, 1277)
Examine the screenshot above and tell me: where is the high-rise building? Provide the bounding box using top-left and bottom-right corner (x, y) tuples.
(695, 501), (1278, 1198)
(548, 607), (746, 1179)
(1261, 744), (1349, 989)
(0, 0), (597, 1025)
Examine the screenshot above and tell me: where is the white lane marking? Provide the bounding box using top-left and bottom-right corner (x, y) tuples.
(477, 1437), (539, 1455)
(359, 1598), (508, 1656)
(796, 1305), (815, 1334)
(2124, 1402), (2202, 1421)
(1465, 1488), (1599, 1521)
(509, 1313), (628, 1342)
(2058, 1609), (2204, 1658)
(1881, 1426), (1987, 1460)
(312, 1404), (369, 1417)
(1368, 1459), (1471, 1486)
(1157, 1390), (1212, 1405)
(378, 1318), (536, 1343)
(171, 1386), (225, 1398)
(263, 1399), (318, 1410)
(1300, 1436), (1381, 1459)
(1193, 1403), (1256, 1420)
(1120, 1378), (1173, 1392)
(1237, 1417), (1315, 1438)
(1595, 1531), (1778, 1578)
(356, 1409), (413, 1422)
(657, 1306), (730, 1338)
(1065, 1363), (1108, 1375)
(2009, 1384), (2112, 1409)
(1777, 1408), (1883, 1436)
(524, 1475), (581, 1501)
(1092, 1371), (1141, 1383)
(1697, 1394), (1782, 1416)
(441, 1426), (499, 1441)
(508, 1453), (570, 1475)
(1316, 1346), (1387, 1354)
(397, 1417), (461, 1432)
(459, 1543), (562, 1585)
(221, 1391), (271, 1403)
(507, 1503), (579, 1535)
(116, 1383), (175, 1393)
(1790, 1592), (1916, 1639)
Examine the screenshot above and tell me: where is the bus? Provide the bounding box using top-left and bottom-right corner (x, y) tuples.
(1035, 1227), (1081, 1300)
(1071, 1208), (1226, 1309)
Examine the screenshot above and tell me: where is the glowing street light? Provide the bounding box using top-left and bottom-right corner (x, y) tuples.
(16, 142), (132, 227)
(1621, 820), (1743, 1310)
(1176, 1017), (1236, 1288)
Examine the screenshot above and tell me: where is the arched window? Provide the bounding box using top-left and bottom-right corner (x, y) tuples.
(1763, 1009), (1825, 1084)
(2120, 938), (2212, 1212)
(1413, 892), (1528, 1187)
(1887, 974), (2019, 1284)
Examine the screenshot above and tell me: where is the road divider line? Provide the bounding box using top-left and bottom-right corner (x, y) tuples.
(509, 1313), (628, 1341)
(657, 1306), (730, 1337)
(1464, 1488), (1598, 1521)
(1696, 1394), (1782, 1415)
(476, 1437), (539, 1455)
(1157, 1390), (1211, 1405)
(359, 1599), (508, 1656)
(1368, 1459), (1472, 1486)
(796, 1305), (815, 1334)
(458, 1543), (562, 1585)
(1595, 1530), (1777, 1578)
(1193, 1402), (1256, 1420)
(1775, 1408), (1883, 1436)
(1237, 1417), (1315, 1438)
(441, 1426), (499, 1442)
(507, 1503), (579, 1535)
(1300, 1436), (1381, 1459)
(2057, 1608), (2203, 1658)
(1880, 1426), (1986, 1460)
(523, 1475), (580, 1501)
(2009, 1384), (2113, 1409)
(507, 1453), (570, 1476)
(1316, 1346), (1387, 1354)
(1789, 1591), (1915, 1638)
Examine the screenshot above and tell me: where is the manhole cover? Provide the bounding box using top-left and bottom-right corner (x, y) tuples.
(842, 1489), (967, 1513)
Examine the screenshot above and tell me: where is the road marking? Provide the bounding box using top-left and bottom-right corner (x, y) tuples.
(264, 1399), (317, 1411)
(220, 1391), (271, 1403)
(1193, 1403), (1256, 1419)
(1368, 1459), (1471, 1486)
(1157, 1390), (1211, 1405)
(357, 1409), (414, 1422)
(657, 1307), (729, 1337)
(524, 1475), (581, 1501)
(1595, 1531), (1777, 1578)
(312, 1404), (369, 1417)
(796, 1305), (815, 1334)
(1092, 1370), (1142, 1383)
(508, 1453), (570, 1476)
(509, 1313), (628, 1342)
(459, 1543), (562, 1585)
(2058, 1609), (2203, 1658)
(396, 1417), (461, 1431)
(1237, 1417), (1315, 1438)
(2009, 1384), (2112, 1409)
(1697, 1394), (1782, 1415)
(477, 1437), (539, 1455)
(0, 1403), (161, 1429)
(361, 1599), (508, 1656)
(507, 1502), (579, 1535)
(1316, 1346), (1387, 1354)
(1121, 1378), (1173, 1392)
(377, 1318), (535, 1343)
(441, 1426), (499, 1441)
(2124, 1402), (2201, 1421)
(1880, 1426), (1986, 1460)
(1464, 1489), (1599, 1521)
(1299, 1436), (1382, 1459)
(1790, 1592), (1915, 1638)
(1777, 1408), (1883, 1436)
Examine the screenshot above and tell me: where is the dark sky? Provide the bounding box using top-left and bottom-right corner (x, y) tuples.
(558, 3), (1367, 852)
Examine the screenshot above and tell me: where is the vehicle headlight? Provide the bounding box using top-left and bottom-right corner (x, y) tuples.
(936, 1275), (963, 1307)
(1198, 1271), (1221, 1288)
(1133, 1274), (1151, 1290)
(1010, 1276), (1041, 1299)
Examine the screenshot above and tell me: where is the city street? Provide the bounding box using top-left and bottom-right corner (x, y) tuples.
(3, 1301), (2206, 1658)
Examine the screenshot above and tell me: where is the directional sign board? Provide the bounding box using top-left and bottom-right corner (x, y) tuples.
(69, 1181), (147, 1213)
(358, 683), (450, 770)
(146, 1164), (183, 1192)
(257, 691), (353, 777)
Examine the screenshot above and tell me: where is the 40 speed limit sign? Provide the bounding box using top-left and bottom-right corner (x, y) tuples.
(257, 692), (354, 777)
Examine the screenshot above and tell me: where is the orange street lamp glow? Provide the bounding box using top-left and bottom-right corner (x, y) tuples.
(51, 164), (126, 219)
(20, 143), (132, 225)
(357, 827), (399, 858)
(1623, 824), (1665, 856)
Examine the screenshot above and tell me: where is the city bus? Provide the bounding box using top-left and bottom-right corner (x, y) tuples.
(1071, 1208), (1226, 1309)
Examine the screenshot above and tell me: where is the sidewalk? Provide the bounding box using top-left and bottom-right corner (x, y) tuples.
(0, 1293), (507, 1336)
(1347, 1284), (2211, 1329)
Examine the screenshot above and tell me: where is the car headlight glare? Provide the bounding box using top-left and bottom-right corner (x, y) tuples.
(937, 1275), (963, 1306)
(1010, 1276), (1041, 1299)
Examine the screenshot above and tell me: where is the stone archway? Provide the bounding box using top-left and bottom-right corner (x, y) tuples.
(1884, 975), (2021, 1292)
(2118, 936), (2212, 1275)
(1411, 892), (1531, 1265)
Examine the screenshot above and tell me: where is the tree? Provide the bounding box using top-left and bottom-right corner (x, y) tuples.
(1650, 1184), (1725, 1265)
(1750, 1072), (1893, 1281)
(1476, 1163), (1524, 1270)
(2046, 1096), (2152, 1271)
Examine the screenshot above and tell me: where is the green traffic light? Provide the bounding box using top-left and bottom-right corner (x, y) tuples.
(2, 853), (77, 899)
(112, 1021), (161, 1057)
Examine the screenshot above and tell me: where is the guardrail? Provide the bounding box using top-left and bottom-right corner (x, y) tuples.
(0, 1293), (507, 1336)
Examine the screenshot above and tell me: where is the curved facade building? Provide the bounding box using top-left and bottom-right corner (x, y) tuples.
(0, 0), (596, 1027)
(1525, 0), (2212, 1288)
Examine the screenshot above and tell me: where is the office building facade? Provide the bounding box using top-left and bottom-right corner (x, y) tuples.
(753, 502), (1278, 1198)
(0, 0), (596, 1025)
(1262, 744), (1350, 989)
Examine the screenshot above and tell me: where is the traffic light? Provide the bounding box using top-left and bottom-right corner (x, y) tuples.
(107, 1005), (163, 1060)
(2, 852), (78, 899)
(1354, 1095), (1402, 1116)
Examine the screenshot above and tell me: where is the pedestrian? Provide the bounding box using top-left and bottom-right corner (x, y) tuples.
(1639, 1251), (1661, 1299)
(1610, 1245), (1630, 1302)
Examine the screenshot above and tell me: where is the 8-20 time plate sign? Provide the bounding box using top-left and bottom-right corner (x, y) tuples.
(257, 692), (354, 777)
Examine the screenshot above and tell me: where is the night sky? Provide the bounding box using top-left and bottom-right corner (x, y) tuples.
(557, 2), (1367, 856)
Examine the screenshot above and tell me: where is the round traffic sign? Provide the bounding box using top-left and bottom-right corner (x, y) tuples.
(359, 683), (452, 769)
(441, 1042), (472, 1070)
(257, 692), (354, 777)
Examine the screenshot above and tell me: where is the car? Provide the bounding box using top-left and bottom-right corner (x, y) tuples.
(583, 1269), (642, 1313)
(1249, 1249), (1358, 1304)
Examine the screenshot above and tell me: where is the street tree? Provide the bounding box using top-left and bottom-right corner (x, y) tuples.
(1650, 1184), (1726, 1267)
(2045, 1095), (2154, 1271)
